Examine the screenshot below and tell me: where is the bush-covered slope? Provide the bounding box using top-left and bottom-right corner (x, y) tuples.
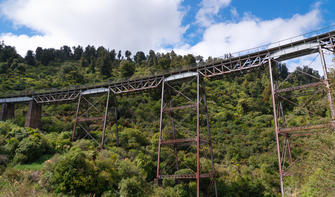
(0, 43), (334, 196)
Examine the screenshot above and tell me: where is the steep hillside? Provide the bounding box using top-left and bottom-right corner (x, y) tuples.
(0, 43), (334, 196)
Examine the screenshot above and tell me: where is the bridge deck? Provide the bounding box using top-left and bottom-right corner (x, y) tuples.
(1, 29), (334, 104)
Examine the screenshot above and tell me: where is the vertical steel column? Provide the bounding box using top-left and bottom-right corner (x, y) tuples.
(269, 59), (284, 196)
(100, 90), (111, 149)
(156, 79), (165, 180)
(72, 94), (82, 141)
(201, 80), (218, 197)
(113, 95), (120, 147)
(196, 74), (200, 197)
(319, 45), (335, 126)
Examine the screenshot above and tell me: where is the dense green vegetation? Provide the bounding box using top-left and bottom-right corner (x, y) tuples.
(0, 42), (334, 196)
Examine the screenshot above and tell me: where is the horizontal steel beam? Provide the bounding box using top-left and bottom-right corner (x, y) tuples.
(278, 123), (332, 134)
(161, 138), (209, 146)
(159, 173), (212, 179)
(276, 82), (324, 94)
(77, 116), (105, 122)
(163, 103), (197, 112)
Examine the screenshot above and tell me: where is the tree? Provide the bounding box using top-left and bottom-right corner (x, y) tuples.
(134, 51), (146, 64)
(120, 60), (135, 78)
(96, 49), (112, 77)
(72, 45), (83, 60)
(110, 49), (116, 61)
(35, 48), (56, 65)
(0, 43), (19, 62)
(148, 50), (157, 67)
(59, 45), (72, 60)
(158, 53), (171, 69)
(183, 54), (196, 66)
(118, 177), (145, 197)
(125, 50), (132, 61)
(24, 50), (36, 66)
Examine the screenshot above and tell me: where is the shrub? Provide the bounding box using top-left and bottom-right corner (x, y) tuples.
(44, 150), (98, 195)
(13, 133), (49, 164)
(118, 176), (145, 197)
(119, 128), (149, 149)
(45, 132), (71, 153)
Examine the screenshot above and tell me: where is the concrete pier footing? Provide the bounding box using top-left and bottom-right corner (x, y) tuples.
(24, 101), (42, 129)
(0, 103), (15, 121)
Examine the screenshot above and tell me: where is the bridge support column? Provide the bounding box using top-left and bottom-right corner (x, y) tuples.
(319, 45), (335, 126)
(268, 59), (284, 196)
(156, 73), (217, 197)
(113, 95), (119, 147)
(25, 101), (42, 129)
(72, 89), (111, 149)
(0, 103), (15, 121)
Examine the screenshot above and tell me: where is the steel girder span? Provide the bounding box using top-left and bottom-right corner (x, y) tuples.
(0, 29), (334, 103)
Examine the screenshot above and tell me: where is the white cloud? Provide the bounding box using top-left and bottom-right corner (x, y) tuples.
(174, 8), (321, 58)
(230, 7), (238, 19)
(0, 0), (186, 56)
(284, 51), (335, 75)
(195, 0), (231, 27)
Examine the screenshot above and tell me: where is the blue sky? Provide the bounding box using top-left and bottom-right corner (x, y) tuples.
(0, 0), (334, 59)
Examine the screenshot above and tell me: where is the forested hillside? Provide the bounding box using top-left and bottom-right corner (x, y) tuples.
(0, 42), (334, 196)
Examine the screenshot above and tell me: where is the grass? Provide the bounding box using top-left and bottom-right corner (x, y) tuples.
(14, 154), (53, 171)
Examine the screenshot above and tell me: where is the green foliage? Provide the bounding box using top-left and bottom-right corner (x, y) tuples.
(0, 42), (333, 196)
(14, 132), (49, 164)
(120, 60), (136, 78)
(119, 176), (146, 197)
(285, 133), (335, 196)
(119, 127), (149, 149)
(41, 150), (97, 195)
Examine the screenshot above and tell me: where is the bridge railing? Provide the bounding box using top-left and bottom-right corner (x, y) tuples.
(215, 25), (335, 60)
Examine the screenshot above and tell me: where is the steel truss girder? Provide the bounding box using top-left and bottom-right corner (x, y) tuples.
(109, 77), (163, 94)
(2, 30), (335, 103)
(33, 91), (80, 103)
(198, 53), (270, 78)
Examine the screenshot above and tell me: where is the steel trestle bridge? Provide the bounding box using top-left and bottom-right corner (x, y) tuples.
(1, 28), (335, 197)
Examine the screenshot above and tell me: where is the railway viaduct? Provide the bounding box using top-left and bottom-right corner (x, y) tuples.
(1, 28), (335, 196)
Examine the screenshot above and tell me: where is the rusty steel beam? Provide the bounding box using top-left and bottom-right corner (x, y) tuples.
(269, 59), (284, 196)
(163, 103), (197, 112)
(196, 74), (200, 197)
(319, 45), (335, 127)
(286, 132), (314, 137)
(160, 138), (209, 146)
(100, 89), (111, 149)
(77, 116), (105, 122)
(275, 81), (323, 94)
(159, 173), (213, 179)
(156, 78), (165, 179)
(161, 138), (196, 145)
(278, 123), (332, 133)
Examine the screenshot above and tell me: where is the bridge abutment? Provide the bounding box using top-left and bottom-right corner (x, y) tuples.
(25, 101), (42, 129)
(0, 103), (15, 121)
